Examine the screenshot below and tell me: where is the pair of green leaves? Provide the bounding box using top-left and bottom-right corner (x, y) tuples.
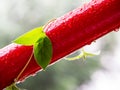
(13, 27), (52, 69)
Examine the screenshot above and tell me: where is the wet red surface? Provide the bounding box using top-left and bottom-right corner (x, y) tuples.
(0, 0), (120, 89)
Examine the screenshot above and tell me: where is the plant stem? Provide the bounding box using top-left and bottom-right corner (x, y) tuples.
(15, 51), (33, 82)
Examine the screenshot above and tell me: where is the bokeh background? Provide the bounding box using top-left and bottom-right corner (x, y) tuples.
(0, 0), (120, 90)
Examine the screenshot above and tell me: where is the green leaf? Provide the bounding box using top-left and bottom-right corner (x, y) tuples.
(13, 27), (44, 45)
(5, 84), (20, 90)
(34, 36), (52, 69)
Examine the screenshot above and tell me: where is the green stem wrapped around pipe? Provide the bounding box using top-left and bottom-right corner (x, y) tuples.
(0, 0), (120, 89)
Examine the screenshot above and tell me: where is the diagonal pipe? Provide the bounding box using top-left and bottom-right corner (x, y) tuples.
(0, 0), (120, 89)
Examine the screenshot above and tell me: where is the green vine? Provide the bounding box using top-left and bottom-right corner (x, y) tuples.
(13, 26), (52, 70)
(65, 49), (100, 61)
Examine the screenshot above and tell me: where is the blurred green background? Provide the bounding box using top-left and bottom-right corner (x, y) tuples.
(0, 0), (120, 90)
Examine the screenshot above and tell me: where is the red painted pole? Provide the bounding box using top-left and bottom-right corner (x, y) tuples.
(0, 0), (120, 89)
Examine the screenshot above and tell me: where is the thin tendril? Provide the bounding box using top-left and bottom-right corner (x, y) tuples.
(15, 51), (33, 82)
(43, 18), (56, 29)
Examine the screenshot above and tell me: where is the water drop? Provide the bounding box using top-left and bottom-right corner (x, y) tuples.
(87, 41), (92, 45)
(114, 28), (120, 32)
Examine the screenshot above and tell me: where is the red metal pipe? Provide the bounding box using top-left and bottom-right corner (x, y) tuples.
(0, 0), (120, 89)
